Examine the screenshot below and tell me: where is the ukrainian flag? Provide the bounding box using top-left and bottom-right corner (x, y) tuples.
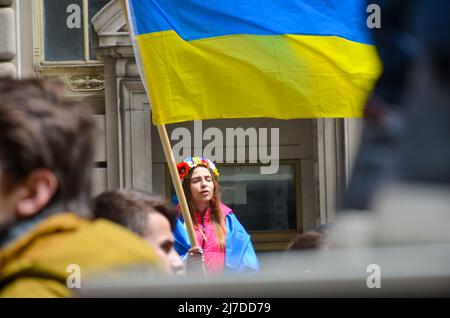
(126, 0), (381, 125)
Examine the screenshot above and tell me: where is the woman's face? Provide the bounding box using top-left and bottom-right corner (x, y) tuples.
(189, 166), (214, 208)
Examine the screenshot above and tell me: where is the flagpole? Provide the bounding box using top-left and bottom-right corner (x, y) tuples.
(158, 125), (207, 276)
(120, 0), (206, 276)
(156, 125), (199, 248)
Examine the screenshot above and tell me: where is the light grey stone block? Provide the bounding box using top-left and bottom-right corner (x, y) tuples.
(0, 8), (16, 59)
(0, 62), (16, 78)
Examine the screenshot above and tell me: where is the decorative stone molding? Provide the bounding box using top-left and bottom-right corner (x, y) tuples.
(35, 64), (105, 90)
(92, 0), (126, 35)
(91, 0), (133, 60)
(118, 80), (153, 192)
(92, 0), (131, 49)
(315, 118), (347, 224)
(69, 74), (105, 91)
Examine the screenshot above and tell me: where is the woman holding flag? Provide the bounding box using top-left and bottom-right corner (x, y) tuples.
(173, 156), (259, 276)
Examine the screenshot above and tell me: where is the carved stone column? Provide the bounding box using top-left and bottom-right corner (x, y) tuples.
(92, 0), (153, 193)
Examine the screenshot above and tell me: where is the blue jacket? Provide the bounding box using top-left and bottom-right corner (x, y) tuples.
(173, 205), (259, 275)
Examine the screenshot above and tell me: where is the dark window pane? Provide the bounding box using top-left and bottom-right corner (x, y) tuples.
(219, 165), (297, 232)
(44, 0), (84, 61)
(89, 0), (111, 60)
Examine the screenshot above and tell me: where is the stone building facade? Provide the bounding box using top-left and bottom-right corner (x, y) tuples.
(1, 0), (364, 251)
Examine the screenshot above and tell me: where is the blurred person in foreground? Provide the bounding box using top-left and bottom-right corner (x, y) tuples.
(331, 0), (450, 248)
(341, 0), (421, 211)
(0, 79), (163, 297)
(284, 224), (332, 276)
(287, 224), (332, 251)
(342, 0), (450, 211)
(93, 190), (186, 276)
(287, 231), (325, 251)
(393, 0), (450, 184)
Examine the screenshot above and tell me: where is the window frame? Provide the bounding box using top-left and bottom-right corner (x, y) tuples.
(36, 0), (105, 66)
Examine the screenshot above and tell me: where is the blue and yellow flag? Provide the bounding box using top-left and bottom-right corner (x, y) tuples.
(126, 0), (381, 125)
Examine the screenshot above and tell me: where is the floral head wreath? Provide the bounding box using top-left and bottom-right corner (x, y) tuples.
(176, 157), (220, 182)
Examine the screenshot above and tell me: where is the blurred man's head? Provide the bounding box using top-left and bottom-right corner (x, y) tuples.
(287, 223), (332, 251)
(0, 79), (96, 238)
(93, 190), (185, 276)
(287, 231), (325, 251)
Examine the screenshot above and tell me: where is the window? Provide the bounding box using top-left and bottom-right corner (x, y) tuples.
(168, 160), (302, 251)
(43, 0), (110, 62)
(218, 163), (299, 232)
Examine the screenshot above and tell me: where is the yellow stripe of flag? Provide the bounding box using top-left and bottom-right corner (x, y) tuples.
(136, 31), (381, 124)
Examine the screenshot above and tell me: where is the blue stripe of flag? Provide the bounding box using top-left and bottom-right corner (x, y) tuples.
(128, 0), (374, 44)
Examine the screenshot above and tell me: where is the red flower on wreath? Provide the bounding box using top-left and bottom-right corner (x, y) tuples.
(177, 162), (190, 180)
(200, 158), (209, 167)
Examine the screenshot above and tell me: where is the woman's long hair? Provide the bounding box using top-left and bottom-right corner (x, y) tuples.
(182, 166), (226, 249)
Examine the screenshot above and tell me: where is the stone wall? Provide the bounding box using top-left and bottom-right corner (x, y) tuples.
(0, 0), (17, 78)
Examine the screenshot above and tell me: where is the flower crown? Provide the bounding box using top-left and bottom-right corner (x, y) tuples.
(176, 157), (220, 182)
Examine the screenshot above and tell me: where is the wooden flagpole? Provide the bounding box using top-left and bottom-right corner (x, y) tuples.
(120, 0), (205, 275)
(156, 125), (199, 247)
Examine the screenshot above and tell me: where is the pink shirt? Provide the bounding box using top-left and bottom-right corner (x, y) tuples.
(193, 205), (230, 276)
